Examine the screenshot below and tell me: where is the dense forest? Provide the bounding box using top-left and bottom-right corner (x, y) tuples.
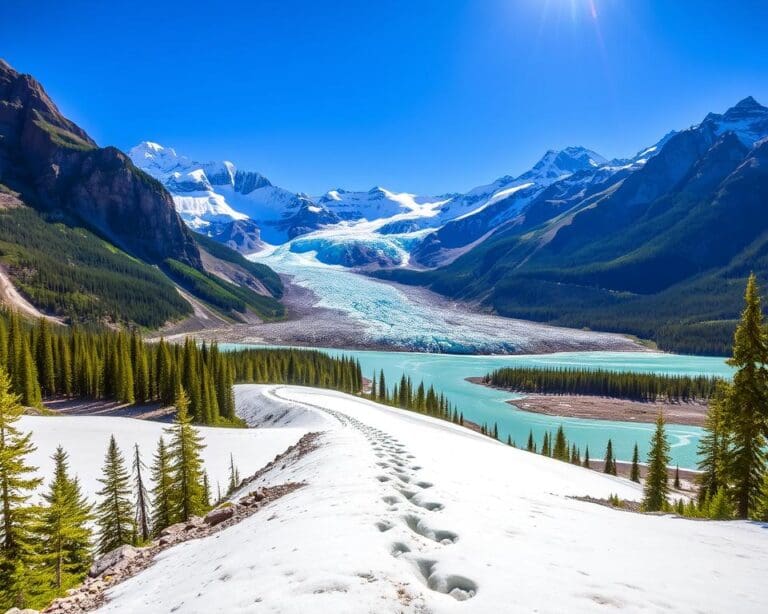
(0, 204), (192, 328)
(484, 366), (721, 402)
(163, 258), (284, 321)
(0, 309), (361, 425)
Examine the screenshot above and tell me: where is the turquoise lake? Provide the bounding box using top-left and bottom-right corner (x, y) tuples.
(225, 345), (732, 469)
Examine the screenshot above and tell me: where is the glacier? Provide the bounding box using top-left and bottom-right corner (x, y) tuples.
(253, 246), (637, 354)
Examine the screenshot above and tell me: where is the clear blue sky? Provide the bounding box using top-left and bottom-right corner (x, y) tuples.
(4, 0), (767, 194)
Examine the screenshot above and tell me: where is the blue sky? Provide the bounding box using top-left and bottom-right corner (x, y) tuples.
(4, 0), (767, 194)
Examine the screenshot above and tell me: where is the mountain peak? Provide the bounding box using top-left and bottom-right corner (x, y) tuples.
(733, 96), (763, 110)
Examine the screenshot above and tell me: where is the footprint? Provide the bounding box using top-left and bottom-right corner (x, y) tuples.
(395, 475), (411, 484)
(390, 542), (411, 558)
(411, 465), (422, 471)
(415, 481), (433, 489)
(382, 495), (399, 505)
(418, 562), (477, 602)
(375, 520), (394, 533)
(376, 475), (391, 483)
(403, 514), (458, 544)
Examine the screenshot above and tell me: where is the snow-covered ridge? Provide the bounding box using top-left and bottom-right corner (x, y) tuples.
(131, 97), (768, 265)
(95, 385), (768, 613)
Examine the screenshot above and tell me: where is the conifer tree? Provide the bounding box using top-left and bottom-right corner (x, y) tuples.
(526, 430), (535, 452)
(673, 466), (681, 490)
(132, 445), (150, 544)
(697, 382), (731, 503)
(202, 471), (211, 508)
(150, 437), (173, 534)
(583, 446), (591, 469)
(707, 487), (734, 520)
(553, 426), (568, 461)
(630, 443), (641, 482)
(541, 432), (550, 457)
(0, 368), (44, 607)
(166, 387), (208, 523)
(95, 436), (134, 554)
(642, 413), (671, 512)
(723, 274), (768, 518)
(37, 446), (92, 594)
(35, 319), (56, 398)
(603, 439), (616, 475)
(227, 453), (240, 495)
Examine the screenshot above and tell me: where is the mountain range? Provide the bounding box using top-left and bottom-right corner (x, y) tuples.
(2, 57), (767, 354)
(132, 95), (768, 354)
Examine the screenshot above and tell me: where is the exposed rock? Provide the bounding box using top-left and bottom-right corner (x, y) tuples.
(0, 60), (201, 268)
(204, 505), (235, 526)
(88, 544), (140, 578)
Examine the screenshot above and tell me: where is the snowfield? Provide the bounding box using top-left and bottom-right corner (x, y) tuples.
(20, 414), (309, 504)
(93, 385), (766, 613)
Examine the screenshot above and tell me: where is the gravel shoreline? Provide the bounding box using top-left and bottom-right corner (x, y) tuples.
(467, 378), (708, 426)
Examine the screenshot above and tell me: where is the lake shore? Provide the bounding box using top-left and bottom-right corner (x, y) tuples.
(466, 377), (708, 427)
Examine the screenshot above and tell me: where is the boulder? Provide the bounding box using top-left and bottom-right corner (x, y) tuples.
(204, 505), (235, 526)
(88, 544), (139, 578)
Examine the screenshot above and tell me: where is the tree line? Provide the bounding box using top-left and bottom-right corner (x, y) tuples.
(0, 379), (227, 610)
(369, 370), (463, 425)
(484, 366), (720, 402)
(0, 309), (362, 425)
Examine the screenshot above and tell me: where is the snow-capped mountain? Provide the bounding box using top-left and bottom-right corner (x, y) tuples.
(129, 142), (338, 245)
(133, 98), (768, 267)
(698, 96), (768, 146)
(315, 186), (447, 222)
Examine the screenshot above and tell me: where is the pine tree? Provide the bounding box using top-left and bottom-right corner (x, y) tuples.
(202, 471), (211, 508)
(673, 466), (681, 490)
(132, 445), (150, 544)
(583, 445), (591, 469)
(150, 437), (173, 534)
(630, 443), (641, 482)
(0, 368), (44, 607)
(526, 430), (535, 452)
(642, 413), (671, 512)
(603, 439), (616, 475)
(35, 319), (56, 398)
(723, 274), (768, 518)
(707, 487), (734, 520)
(95, 436), (134, 554)
(166, 387), (208, 523)
(553, 426), (568, 461)
(37, 446), (92, 595)
(541, 432), (550, 457)
(227, 453), (240, 495)
(697, 381), (731, 503)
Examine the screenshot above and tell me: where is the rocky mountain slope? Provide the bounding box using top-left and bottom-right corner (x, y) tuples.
(129, 141), (340, 244)
(379, 98), (768, 354)
(0, 60), (284, 326)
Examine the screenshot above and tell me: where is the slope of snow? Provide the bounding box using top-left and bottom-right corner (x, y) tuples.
(20, 414), (308, 503)
(97, 386), (768, 613)
(315, 187), (447, 222)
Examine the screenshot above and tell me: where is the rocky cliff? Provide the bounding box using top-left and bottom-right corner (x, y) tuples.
(0, 59), (201, 268)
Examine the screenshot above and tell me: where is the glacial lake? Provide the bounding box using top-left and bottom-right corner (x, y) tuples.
(225, 345), (731, 469)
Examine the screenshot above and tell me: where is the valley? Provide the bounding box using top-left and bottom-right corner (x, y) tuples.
(2, 6), (768, 608)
